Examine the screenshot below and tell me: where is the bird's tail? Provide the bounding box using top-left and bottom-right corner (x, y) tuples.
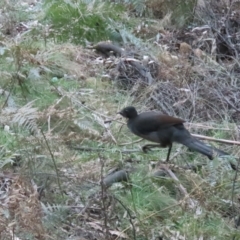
(182, 137), (237, 170)
(181, 137), (228, 160)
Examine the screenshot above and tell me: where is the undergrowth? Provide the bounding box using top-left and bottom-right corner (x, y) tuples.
(43, 0), (124, 44)
(0, 0), (239, 240)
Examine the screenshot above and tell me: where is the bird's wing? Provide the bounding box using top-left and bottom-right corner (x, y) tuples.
(132, 112), (185, 135)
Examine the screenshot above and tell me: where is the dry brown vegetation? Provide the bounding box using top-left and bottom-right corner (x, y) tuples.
(0, 0), (240, 239)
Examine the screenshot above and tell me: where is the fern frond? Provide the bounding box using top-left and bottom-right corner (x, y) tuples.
(11, 100), (39, 133)
(43, 0), (123, 44)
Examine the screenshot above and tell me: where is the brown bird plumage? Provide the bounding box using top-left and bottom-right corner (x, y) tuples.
(119, 106), (228, 162)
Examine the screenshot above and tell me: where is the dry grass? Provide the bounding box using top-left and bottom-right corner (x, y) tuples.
(0, 0), (240, 239)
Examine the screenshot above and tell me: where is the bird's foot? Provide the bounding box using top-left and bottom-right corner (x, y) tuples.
(142, 145), (153, 153)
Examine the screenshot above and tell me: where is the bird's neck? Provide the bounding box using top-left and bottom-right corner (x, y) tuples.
(128, 115), (137, 121)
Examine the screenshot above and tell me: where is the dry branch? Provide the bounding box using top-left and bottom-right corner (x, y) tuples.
(192, 133), (240, 146)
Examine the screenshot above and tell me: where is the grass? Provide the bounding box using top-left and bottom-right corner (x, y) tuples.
(0, 1), (239, 239)
(0, 42), (238, 237)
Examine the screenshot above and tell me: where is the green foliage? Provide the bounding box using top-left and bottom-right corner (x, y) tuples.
(131, 0), (147, 17)
(170, 0), (198, 27)
(146, 0), (197, 28)
(0, 1), (239, 238)
(0, 128), (22, 169)
(0, 0), (37, 40)
(43, 0), (124, 44)
(113, 0), (147, 17)
(121, 169), (178, 216)
(0, 129), (17, 150)
(167, 211), (239, 239)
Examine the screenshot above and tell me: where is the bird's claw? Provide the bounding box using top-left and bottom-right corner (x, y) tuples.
(142, 145), (152, 153)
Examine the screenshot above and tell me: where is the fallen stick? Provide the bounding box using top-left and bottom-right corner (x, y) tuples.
(119, 134), (240, 147)
(192, 134), (240, 146)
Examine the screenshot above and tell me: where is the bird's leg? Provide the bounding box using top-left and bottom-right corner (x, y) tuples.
(142, 144), (164, 153)
(142, 143), (173, 162)
(165, 143), (172, 162)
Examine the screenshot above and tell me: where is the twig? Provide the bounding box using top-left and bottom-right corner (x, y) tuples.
(70, 146), (142, 153)
(106, 127), (117, 144)
(118, 139), (143, 146)
(186, 122), (232, 131)
(192, 133), (240, 146)
(160, 164), (198, 209)
(112, 195), (136, 240)
(231, 157), (240, 228)
(74, 99), (125, 124)
(99, 154), (110, 240)
(41, 130), (63, 196)
(104, 118), (124, 125)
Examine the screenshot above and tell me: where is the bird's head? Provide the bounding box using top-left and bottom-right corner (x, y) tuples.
(118, 106), (138, 119)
